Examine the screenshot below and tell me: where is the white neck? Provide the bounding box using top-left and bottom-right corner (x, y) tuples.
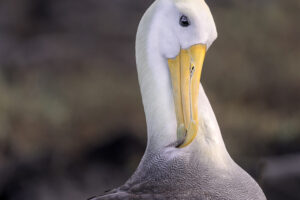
(136, 1), (229, 162)
(136, 1), (176, 150)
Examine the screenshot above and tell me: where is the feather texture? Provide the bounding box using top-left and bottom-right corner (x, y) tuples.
(89, 0), (266, 199)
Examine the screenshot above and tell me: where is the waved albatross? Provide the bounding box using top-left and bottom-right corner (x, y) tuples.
(90, 0), (266, 199)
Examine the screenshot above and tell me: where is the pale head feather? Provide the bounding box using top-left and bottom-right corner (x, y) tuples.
(135, 0), (228, 166)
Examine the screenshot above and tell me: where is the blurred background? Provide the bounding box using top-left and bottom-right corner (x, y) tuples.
(0, 0), (299, 199)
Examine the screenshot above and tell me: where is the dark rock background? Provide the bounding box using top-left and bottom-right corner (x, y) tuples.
(0, 0), (299, 199)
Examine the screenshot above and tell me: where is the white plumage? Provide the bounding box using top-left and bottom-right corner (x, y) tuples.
(91, 0), (266, 199)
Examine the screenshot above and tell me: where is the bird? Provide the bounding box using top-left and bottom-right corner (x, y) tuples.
(90, 0), (267, 199)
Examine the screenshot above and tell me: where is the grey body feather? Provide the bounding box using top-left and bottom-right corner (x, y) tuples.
(90, 142), (266, 200)
(90, 0), (267, 199)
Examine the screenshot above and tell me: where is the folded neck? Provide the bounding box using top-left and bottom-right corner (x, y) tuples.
(135, 1), (230, 168)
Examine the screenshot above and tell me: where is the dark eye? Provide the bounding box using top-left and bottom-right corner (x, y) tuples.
(179, 15), (190, 27)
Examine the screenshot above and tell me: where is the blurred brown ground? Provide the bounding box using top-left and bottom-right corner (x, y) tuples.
(0, 0), (299, 199)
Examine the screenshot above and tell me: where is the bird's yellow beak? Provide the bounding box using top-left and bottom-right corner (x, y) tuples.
(168, 44), (206, 148)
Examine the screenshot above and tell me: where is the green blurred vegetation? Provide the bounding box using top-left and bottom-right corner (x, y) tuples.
(206, 0), (300, 159)
(0, 0), (298, 161)
(0, 0), (299, 199)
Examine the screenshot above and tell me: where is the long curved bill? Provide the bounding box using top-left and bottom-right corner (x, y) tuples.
(168, 44), (206, 148)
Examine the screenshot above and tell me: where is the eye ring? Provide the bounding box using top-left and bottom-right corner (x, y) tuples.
(179, 15), (190, 27)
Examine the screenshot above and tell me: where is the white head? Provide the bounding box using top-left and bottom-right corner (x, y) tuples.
(136, 0), (223, 155)
(150, 0), (217, 58)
